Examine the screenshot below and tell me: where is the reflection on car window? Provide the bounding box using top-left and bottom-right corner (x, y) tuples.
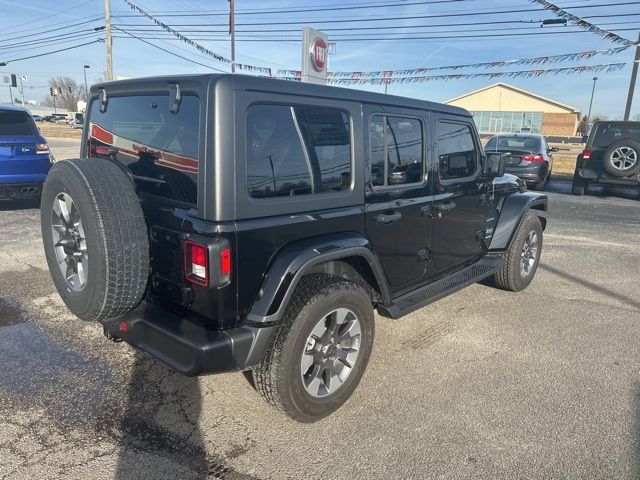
(0, 110), (38, 136)
(369, 115), (423, 187)
(88, 94), (200, 205)
(246, 105), (351, 198)
(438, 122), (477, 180)
(592, 124), (640, 148)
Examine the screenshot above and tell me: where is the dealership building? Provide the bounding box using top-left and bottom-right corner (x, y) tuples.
(445, 82), (581, 136)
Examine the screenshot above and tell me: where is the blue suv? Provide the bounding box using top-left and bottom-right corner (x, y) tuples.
(0, 105), (52, 200)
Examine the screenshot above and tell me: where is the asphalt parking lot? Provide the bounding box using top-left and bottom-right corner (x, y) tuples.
(0, 141), (639, 479)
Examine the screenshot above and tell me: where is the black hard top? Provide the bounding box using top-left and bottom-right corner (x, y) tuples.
(91, 73), (470, 117)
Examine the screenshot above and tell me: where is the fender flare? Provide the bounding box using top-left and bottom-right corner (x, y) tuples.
(488, 191), (547, 252)
(245, 233), (391, 324)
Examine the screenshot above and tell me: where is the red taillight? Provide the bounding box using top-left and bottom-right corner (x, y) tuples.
(523, 154), (544, 163)
(36, 143), (49, 154)
(119, 320), (128, 334)
(184, 240), (209, 287)
(220, 247), (231, 277)
(95, 146), (111, 155)
(582, 150), (592, 160)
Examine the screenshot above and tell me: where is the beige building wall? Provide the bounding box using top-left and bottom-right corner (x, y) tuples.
(447, 85), (572, 113)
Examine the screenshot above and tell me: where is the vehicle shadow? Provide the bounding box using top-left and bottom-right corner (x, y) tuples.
(538, 263), (640, 311)
(111, 351), (234, 480)
(0, 198), (40, 211)
(546, 178), (640, 200)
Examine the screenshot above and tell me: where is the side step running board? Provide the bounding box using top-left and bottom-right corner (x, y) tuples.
(377, 256), (504, 319)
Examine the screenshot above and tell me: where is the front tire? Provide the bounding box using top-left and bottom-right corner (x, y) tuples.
(492, 214), (543, 292)
(252, 275), (374, 423)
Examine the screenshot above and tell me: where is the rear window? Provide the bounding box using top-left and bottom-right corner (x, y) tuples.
(485, 136), (541, 151)
(88, 94), (200, 205)
(591, 123), (640, 148)
(0, 110), (38, 136)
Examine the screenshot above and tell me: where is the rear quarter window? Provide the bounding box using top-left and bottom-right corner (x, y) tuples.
(87, 94), (200, 206)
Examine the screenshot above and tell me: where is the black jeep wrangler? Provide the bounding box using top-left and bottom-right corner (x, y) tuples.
(41, 75), (547, 422)
(572, 120), (640, 195)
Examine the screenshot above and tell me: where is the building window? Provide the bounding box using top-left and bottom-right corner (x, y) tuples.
(246, 105), (351, 198)
(369, 115), (424, 187)
(470, 111), (543, 134)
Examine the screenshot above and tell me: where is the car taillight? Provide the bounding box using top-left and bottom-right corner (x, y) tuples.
(582, 150), (592, 160)
(523, 154), (544, 163)
(95, 146), (111, 155)
(184, 240), (209, 287)
(220, 247), (231, 282)
(36, 143), (49, 154)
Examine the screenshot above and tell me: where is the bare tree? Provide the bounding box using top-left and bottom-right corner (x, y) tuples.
(632, 113), (640, 122)
(577, 115), (588, 136)
(42, 76), (86, 111)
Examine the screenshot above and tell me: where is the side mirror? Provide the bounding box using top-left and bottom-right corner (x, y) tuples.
(550, 146), (560, 153)
(484, 152), (506, 178)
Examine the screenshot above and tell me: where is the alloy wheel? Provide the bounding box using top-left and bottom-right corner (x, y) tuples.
(520, 230), (538, 278)
(51, 192), (88, 292)
(300, 307), (362, 398)
(611, 147), (638, 171)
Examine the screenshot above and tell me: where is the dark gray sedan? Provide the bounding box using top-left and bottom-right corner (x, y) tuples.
(484, 134), (558, 190)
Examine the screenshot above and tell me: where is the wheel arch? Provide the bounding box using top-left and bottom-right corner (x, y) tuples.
(245, 233), (390, 324)
(488, 191), (547, 252)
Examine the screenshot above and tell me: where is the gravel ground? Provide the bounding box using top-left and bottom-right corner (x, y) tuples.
(0, 173), (638, 479)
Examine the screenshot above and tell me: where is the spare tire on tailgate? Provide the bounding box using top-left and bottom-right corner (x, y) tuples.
(602, 140), (640, 177)
(41, 158), (149, 322)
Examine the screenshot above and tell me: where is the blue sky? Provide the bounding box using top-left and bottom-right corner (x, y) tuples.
(0, 0), (638, 118)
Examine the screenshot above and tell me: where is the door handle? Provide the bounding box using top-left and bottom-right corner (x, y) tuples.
(375, 211), (402, 224)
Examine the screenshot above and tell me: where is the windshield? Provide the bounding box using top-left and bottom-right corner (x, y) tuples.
(591, 123), (640, 148)
(0, 110), (38, 136)
(485, 135), (541, 152)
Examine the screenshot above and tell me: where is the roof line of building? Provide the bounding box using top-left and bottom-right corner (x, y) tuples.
(444, 82), (581, 114)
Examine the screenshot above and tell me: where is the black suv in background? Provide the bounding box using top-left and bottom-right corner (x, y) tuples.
(572, 121), (640, 195)
(40, 75), (547, 422)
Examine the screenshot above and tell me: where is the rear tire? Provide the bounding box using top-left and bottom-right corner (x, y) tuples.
(252, 274), (374, 423)
(41, 158), (149, 322)
(492, 214), (543, 292)
(571, 172), (586, 196)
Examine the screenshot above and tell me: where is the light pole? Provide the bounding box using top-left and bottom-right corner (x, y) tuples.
(83, 65), (90, 103)
(587, 76), (598, 131)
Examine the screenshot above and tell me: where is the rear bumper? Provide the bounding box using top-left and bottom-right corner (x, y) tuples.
(103, 301), (276, 376)
(577, 168), (640, 186)
(505, 164), (546, 183)
(0, 178), (46, 198)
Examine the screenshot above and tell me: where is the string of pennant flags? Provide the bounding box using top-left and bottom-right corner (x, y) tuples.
(529, 0), (635, 47)
(122, 0), (273, 75)
(275, 63), (627, 85)
(277, 46), (629, 79)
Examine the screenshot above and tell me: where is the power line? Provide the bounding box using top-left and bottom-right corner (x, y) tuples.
(1, 39), (104, 65)
(112, 2), (640, 27)
(115, 27), (640, 43)
(0, 16), (103, 43)
(0, 0), (98, 34)
(112, 27), (229, 73)
(0, 31), (101, 52)
(112, 12), (640, 34)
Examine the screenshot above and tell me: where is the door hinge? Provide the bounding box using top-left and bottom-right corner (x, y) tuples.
(417, 248), (432, 262)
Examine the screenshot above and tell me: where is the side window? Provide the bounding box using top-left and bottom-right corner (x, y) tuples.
(369, 115), (424, 187)
(437, 122), (478, 180)
(246, 105), (351, 198)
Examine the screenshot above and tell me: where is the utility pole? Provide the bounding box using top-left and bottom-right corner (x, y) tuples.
(19, 75), (25, 105)
(8, 86), (13, 106)
(104, 0), (113, 81)
(587, 77), (597, 127)
(623, 33), (640, 121)
(230, 0), (236, 73)
(83, 65), (90, 102)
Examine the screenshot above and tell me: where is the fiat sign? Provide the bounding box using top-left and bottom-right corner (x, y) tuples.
(310, 37), (327, 72)
(301, 27), (328, 84)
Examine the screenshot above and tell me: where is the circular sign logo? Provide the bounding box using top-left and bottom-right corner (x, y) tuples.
(310, 37), (327, 72)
